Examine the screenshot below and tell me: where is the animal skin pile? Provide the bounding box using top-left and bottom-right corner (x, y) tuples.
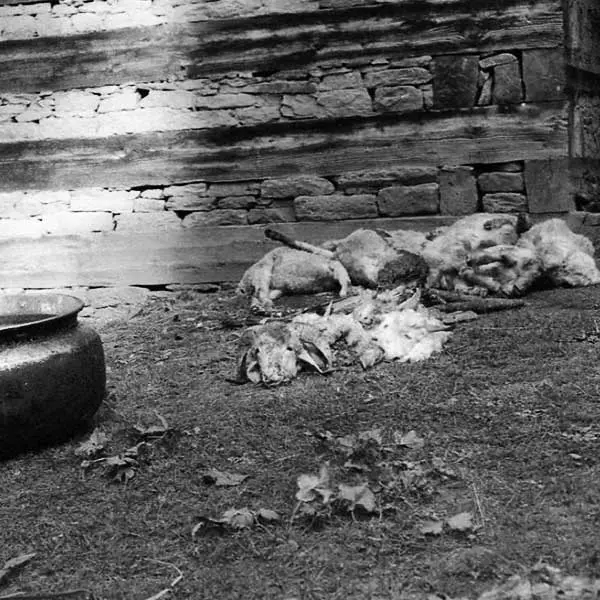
(236, 213), (600, 385)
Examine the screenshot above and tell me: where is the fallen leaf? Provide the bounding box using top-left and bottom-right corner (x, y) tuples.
(75, 429), (110, 458)
(133, 411), (171, 439)
(202, 468), (249, 487)
(394, 430), (425, 450)
(343, 460), (370, 472)
(123, 442), (150, 459)
(358, 428), (383, 446)
(113, 467), (136, 484)
(446, 511), (474, 532)
(191, 517), (226, 538)
(314, 430), (336, 443)
(336, 434), (358, 456)
(104, 455), (133, 467)
(221, 508), (255, 529)
(431, 457), (458, 478)
(338, 483), (377, 513)
(257, 508), (281, 522)
(0, 552), (36, 585)
(296, 464), (333, 504)
(420, 520), (444, 536)
(103, 454), (138, 483)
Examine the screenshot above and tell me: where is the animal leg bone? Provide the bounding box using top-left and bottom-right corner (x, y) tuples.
(264, 227), (335, 259)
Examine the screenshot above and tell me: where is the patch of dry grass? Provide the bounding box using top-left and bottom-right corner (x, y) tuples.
(2, 286), (600, 599)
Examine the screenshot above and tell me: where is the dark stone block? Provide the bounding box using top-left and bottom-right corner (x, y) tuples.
(295, 194), (378, 220)
(482, 193), (527, 212)
(439, 166), (478, 215)
(478, 172), (524, 192)
(522, 49), (566, 102)
(432, 55), (479, 108)
(493, 61), (523, 104)
(377, 183), (439, 216)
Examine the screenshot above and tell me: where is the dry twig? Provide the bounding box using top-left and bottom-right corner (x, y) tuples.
(434, 297), (525, 313)
(142, 560), (183, 600)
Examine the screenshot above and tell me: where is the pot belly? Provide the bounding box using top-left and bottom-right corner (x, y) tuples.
(0, 323), (105, 457)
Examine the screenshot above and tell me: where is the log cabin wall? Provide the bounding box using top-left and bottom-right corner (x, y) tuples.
(0, 0), (573, 287)
(565, 0), (600, 220)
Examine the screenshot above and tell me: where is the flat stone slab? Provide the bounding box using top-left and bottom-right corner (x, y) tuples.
(80, 286), (150, 324)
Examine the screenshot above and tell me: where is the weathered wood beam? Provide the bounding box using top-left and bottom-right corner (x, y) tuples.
(0, 102), (568, 191)
(188, 0), (564, 77)
(565, 0), (600, 75)
(0, 0), (43, 4)
(0, 217), (457, 288)
(0, 211), (577, 288)
(0, 0), (563, 93)
(0, 26), (186, 94)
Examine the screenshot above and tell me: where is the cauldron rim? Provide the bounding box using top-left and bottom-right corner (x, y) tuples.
(0, 292), (84, 336)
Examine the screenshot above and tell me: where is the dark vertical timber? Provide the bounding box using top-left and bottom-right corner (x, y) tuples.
(565, 0), (600, 210)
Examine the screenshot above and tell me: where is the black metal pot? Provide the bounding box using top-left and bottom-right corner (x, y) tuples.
(0, 293), (106, 458)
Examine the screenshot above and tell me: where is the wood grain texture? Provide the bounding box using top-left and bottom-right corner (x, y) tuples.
(0, 102), (568, 192)
(0, 26), (187, 94)
(0, 212), (573, 287)
(0, 0), (44, 4)
(0, 217), (458, 287)
(0, 0), (563, 93)
(565, 0), (600, 75)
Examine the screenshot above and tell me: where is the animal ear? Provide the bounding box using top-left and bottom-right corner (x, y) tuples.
(236, 350), (262, 384)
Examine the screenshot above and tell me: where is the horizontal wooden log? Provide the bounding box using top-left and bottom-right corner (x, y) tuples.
(0, 216), (458, 287)
(0, 0), (563, 93)
(0, 26), (185, 94)
(0, 0), (44, 4)
(0, 212), (577, 288)
(0, 102), (568, 192)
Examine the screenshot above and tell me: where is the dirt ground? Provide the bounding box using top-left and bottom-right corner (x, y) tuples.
(2, 285), (600, 599)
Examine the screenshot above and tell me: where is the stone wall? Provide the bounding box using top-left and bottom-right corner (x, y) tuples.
(0, 160), (541, 236)
(0, 0), (576, 285)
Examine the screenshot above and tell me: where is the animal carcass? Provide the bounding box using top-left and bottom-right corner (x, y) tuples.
(267, 227), (429, 289)
(237, 247), (351, 310)
(235, 290), (451, 385)
(421, 213), (530, 294)
(517, 218), (600, 287)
